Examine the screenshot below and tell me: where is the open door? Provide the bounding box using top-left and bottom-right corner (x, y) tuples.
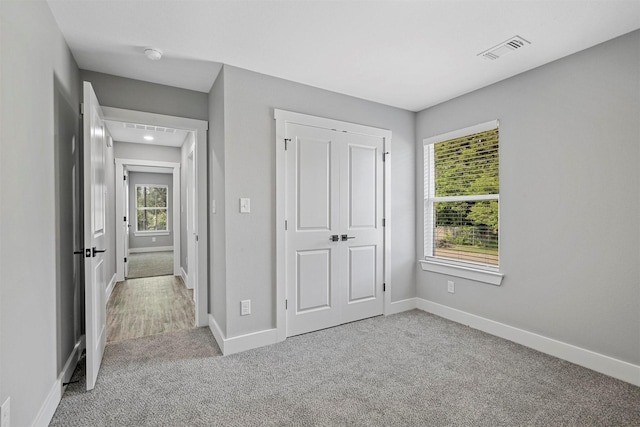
(123, 169), (130, 278)
(83, 81), (107, 390)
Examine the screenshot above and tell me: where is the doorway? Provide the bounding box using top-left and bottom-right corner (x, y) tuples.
(104, 107), (209, 328)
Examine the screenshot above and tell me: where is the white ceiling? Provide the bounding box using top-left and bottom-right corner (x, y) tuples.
(47, 1), (640, 112)
(104, 120), (189, 147)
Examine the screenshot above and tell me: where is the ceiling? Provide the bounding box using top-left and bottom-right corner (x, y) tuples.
(104, 120), (189, 147)
(47, 1), (640, 112)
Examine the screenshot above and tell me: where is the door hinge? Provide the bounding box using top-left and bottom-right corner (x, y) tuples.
(284, 138), (291, 150)
(124, 257), (127, 263)
(285, 220), (288, 230)
(383, 283), (386, 292)
(382, 218), (386, 227)
(80, 103), (84, 115)
(124, 216), (127, 222)
(123, 175), (127, 181)
(285, 299), (288, 310)
(383, 151), (389, 162)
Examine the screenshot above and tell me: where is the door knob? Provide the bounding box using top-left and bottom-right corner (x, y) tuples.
(329, 235), (340, 242)
(92, 247), (107, 257)
(73, 249), (84, 255)
(341, 235), (355, 241)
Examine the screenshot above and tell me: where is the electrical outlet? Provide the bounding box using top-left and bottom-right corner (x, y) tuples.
(240, 299), (251, 316)
(447, 280), (455, 294)
(1, 397), (10, 427)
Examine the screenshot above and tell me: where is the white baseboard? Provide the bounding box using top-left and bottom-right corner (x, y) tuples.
(105, 273), (117, 301)
(128, 246), (173, 254)
(386, 297), (417, 315)
(416, 298), (640, 387)
(33, 336), (85, 427)
(208, 314), (278, 356)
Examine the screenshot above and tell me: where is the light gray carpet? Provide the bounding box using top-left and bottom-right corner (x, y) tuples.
(50, 310), (640, 426)
(127, 251), (174, 279)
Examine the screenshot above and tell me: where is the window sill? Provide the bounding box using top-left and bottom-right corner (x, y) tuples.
(419, 259), (504, 286)
(134, 231), (170, 237)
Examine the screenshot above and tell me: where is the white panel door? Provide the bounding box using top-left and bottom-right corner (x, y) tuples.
(286, 124), (340, 336)
(83, 81), (107, 391)
(339, 133), (384, 324)
(123, 170), (129, 278)
(285, 123), (384, 337)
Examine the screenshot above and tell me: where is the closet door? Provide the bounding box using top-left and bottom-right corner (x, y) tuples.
(285, 123), (341, 337)
(285, 123), (384, 337)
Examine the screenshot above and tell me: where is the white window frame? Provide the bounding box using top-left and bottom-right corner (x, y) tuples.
(134, 184), (170, 236)
(420, 120), (503, 286)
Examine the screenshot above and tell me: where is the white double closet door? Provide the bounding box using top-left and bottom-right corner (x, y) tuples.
(286, 122), (384, 337)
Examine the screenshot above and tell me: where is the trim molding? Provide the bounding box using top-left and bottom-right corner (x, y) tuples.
(208, 314), (278, 356)
(128, 246), (173, 254)
(33, 337), (85, 427)
(386, 298), (417, 315)
(416, 298), (640, 387)
(105, 273), (117, 301)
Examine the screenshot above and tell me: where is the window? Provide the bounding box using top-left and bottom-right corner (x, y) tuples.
(424, 120), (499, 271)
(135, 184), (169, 233)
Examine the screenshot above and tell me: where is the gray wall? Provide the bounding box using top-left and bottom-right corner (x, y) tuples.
(128, 172), (174, 249)
(209, 68), (227, 333)
(415, 30), (640, 365)
(0, 1), (81, 425)
(54, 76), (83, 378)
(81, 70), (209, 121)
(215, 65), (416, 338)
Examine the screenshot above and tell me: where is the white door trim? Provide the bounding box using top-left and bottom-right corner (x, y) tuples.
(115, 158), (181, 278)
(274, 109), (392, 343)
(106, 107), (209, 327)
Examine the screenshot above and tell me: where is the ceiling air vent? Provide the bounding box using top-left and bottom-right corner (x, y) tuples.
(123, 122), (177, 133)
(478, 36), (530, 60)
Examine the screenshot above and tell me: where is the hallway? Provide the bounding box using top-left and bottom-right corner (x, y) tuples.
(107, 276), (195, 343)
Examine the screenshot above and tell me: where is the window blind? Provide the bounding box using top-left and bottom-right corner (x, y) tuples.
(424, 125), (499, 268)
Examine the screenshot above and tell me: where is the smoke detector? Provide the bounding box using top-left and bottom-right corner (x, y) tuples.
(478, 36), (530, 60)
(144, 48), (163, 61)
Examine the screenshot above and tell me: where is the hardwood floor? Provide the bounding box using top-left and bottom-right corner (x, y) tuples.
(107, 275), (195, 343)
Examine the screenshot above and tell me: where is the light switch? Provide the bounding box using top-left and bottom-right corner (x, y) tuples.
(211, 199), (216, 214)
(240, 198), (250, 213)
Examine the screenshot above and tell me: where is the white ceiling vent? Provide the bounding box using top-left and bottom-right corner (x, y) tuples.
(478, 36), (530, 60)
(123, 122), (176, 133)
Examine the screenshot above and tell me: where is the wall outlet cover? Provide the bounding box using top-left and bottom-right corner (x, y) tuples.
(447, 281), (455, 294)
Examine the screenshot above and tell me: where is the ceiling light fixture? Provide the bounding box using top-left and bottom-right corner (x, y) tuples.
(144, 135), (154, 141)
(144, 48), (163, 61)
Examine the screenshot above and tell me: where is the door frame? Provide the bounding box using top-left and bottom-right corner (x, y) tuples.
(115, 159), (181, 281)
(274, 109), (392, 342)
(105, 107), (209, 327)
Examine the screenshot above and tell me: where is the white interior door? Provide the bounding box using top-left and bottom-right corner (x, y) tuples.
(83, 81), (107, 390)
(285, 123), (384, 337)
(123, 169), (129, 278)
(187, 149), (196, 290)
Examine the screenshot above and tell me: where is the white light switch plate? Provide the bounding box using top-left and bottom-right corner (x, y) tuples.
(240, 198), (250, 213)
(211, 199), (216, 214)
(241, 299), (251, 316)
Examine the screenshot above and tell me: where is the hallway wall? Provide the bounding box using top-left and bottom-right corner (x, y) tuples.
(0, 1), (81, 425)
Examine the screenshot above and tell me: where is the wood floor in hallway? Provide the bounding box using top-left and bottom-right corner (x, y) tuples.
(106, 275), (195, 343)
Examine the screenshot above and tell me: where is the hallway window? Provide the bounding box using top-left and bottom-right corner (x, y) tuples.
(136, 184), (169, 232)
